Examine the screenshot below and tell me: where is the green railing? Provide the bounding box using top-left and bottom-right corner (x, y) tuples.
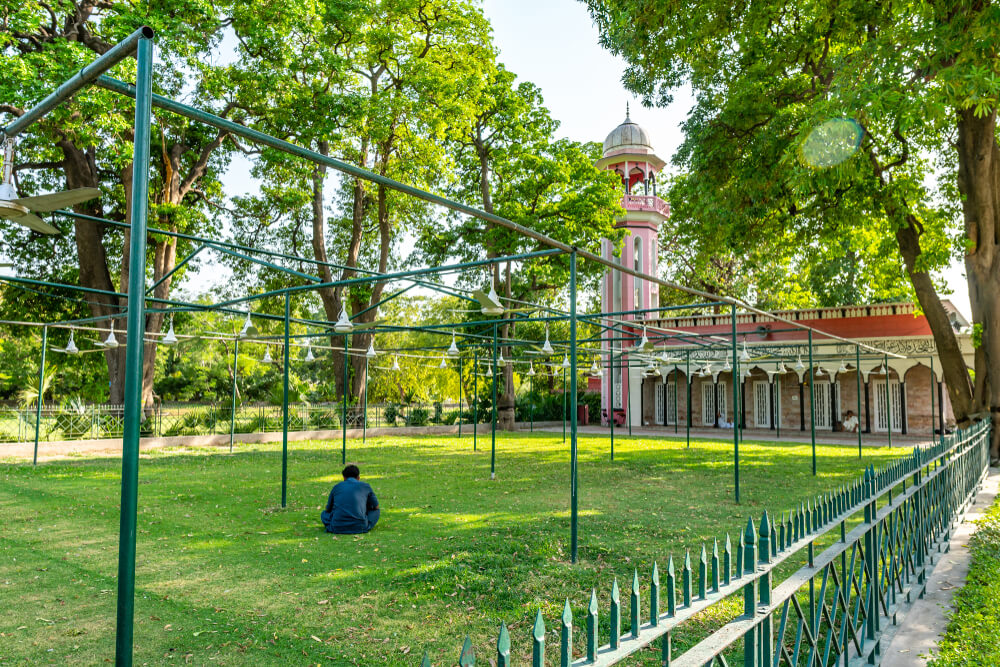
(420, 419), (992, 666)
(0, 402), (472, 443)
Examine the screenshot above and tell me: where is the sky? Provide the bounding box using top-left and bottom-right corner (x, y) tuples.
(480, 0), (972, 320)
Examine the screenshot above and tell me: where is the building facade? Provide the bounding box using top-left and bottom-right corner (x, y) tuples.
(595, 114), (972, 436)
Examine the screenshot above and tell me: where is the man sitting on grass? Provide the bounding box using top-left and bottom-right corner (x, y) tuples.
(321, 464), (380, 534)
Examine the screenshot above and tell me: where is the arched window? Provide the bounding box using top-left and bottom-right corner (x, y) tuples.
(633, 236), (643, 310)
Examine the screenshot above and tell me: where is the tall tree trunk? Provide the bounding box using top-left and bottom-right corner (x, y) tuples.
(956, 107), (1000, 463)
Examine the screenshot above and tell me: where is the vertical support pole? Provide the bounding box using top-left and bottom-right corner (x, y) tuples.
(562, 366), (567, 443)
(929, 356), (935, 446)
(363, 356), (368, 444)
(570, 250), (579, 564)
(732, 304), (740, 502)
(342, 335), (348, 464)
(473, 349), (478, 451)
(885, 353), (892, 449)
(32, 325), (48, 466)
(529, 368), (533, 433)
(282, 293), (291, 507)
(856, 345), (862, 457)
(491, 324), (498, 479)
(686, 351), (691, 448)
(610, 350), (614, 460)
(674, 366), (679, 435)
(808, 330), (816, 476)
(115, 33), (153, 667)
(458, 355), (463, 439)
(230, 337), (239, 453)
(627, 351), (632, 436)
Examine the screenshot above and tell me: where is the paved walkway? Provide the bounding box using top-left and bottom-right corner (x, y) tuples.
(882, 466), (1000, 665)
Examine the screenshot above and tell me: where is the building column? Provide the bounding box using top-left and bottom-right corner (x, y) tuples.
(770, 379), (777, 431)
(864, 380), (871, 433)
(900, 381), (908, 434)
(713, 378), (719, 428)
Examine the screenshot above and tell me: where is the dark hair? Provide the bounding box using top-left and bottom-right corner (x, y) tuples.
(342, 464), (360, 479)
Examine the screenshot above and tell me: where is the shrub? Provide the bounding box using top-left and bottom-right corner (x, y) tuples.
(432, 401), (443, 423)
(405, 407), (429, 426)
(440, 410), (458, 425)
(383, 403), (399, 425)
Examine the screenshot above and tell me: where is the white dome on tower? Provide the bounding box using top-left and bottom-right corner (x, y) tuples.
(603, 107), (653, 157)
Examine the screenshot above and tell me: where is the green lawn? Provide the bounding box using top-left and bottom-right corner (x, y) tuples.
(0, 432), (906, 665)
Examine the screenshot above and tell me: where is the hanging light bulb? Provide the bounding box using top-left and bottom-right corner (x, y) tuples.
(366, 339), (377, 359)
(497, 350), (505, 365)
(305, 346), (316, 363)
(742, 367), (751, 378)
(643, 363), (660, 377)
(778, 361), (788, 374)
(795, 354), (805, 371)
(527, 362), (536, 377)
(392, 356), (401, 371)
(65, 331), (79, 355)
(541, 327), (554, 355)
(589, 360), (601, 376)
(740, 340), (751, 362)
(162, 317), (178, 345)
(482, 281), (504, 316)
(439, 356), (447, 369)
(239, 312), (256, 338)
(261, 346), (273, 364)
(699, 364), (710, 377)
(815, 366), (826, 376)
(837, 359), (848, 374)
(334, 305), (353, 333)
(103, 322), (119, 349)
(723, 357), (731, 372)
(561, 355), (570, 369)
(485, 364), (493, 378)
(447, 332), (459, 357)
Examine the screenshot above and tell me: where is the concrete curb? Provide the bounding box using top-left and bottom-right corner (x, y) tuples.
(881, 466), (1000, 665)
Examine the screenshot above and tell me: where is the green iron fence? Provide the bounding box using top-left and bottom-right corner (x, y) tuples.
(420, 419), (991, 666)
(0, 402), (472, 444)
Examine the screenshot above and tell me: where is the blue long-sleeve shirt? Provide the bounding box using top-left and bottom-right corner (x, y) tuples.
(323, 478), (379, 534)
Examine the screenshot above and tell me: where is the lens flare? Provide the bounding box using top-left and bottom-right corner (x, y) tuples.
(800, 118), (864, 168)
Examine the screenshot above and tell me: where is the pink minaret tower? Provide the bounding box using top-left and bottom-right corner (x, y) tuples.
(598, 106), (670, 423)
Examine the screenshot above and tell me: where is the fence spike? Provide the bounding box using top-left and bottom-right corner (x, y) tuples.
(532, 609), (545, 667)
(587, 589), (599, 661)
(737, 530), (746, 578)
(770, 522), (778, 559)
(711, 539), (720, 593)
(560, 598), (572, 667)
(666, 554), (677, 616)
(459, 635), (474, 667)
(497, 622), (510, 667)
(759, 511), (771, 564)
(682, 550), (692, 607)
(610, 577), (621, 649)
(630, 568), (640, 638)
(420, 650), (431, 667)
(651, 561), (660, 624)
(698, 544), (707, 600)
(723, 534), (732, 586)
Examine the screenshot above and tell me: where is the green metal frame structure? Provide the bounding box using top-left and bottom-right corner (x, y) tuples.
(0, 28), (921, 666)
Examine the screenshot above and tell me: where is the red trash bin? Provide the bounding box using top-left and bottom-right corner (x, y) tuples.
(577, 404), (589, 426)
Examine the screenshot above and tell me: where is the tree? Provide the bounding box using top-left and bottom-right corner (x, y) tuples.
(0, 1), (246, 407)
(417, 65), (622, 428)
(227, 0), (494, 405)
(585, 0), (1000, 461)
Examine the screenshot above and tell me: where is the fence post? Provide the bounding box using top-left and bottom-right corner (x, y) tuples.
(742, 517), (757, 667)
(758, 511), (773, 666)
(281, 293), (291, 508)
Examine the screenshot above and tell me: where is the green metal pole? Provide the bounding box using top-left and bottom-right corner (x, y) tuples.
(808, 330), (816, 475)
(230, 337), (239, 453)
(32, 325), (48, 466)
(930, 355), (936, 447)
(115, 33), (153, 667)
(473, 350), (478, 451)
(458, 355), (463, 439)
(342, 335), (349, 465)
(491, 324), (498, 479)
(569, 250), (579, 564)
(674, 365), (679, 435)
(685, 351), (691, 448)
(732, 304), (740, 502)
(856, 345), (862, 457)
(529, 369), (534, 433)
(363, 357), (368, 445)
(775, 370), (781, 439)
(281, 294), (290, 508)
(562, 367), (567, 443)
(885, 353), (892, 449)
(610, 350), (614, 460)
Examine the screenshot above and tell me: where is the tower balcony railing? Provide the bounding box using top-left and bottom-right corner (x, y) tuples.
(622, 193), (670, 216)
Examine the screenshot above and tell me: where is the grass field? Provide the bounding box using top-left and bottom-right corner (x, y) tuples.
(0, 432), (907, 665)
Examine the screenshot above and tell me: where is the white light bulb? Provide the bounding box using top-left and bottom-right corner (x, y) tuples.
(561, 355), (570, 369)
(366, 340), (376, 359)
(103, 323), (119, 349)
(334, 305), (353, 334)
(65, 331), (79, 355)
(392, 356), (400, 371)
(795, 355), (805, 371)
(305, 346), (316, 363)
(162, 317), (178, 345)
(262, 346), (273, 363)
(447, 332), (459, 357)
(541, 328), (554, 355)
(527, 363), (536, 377)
